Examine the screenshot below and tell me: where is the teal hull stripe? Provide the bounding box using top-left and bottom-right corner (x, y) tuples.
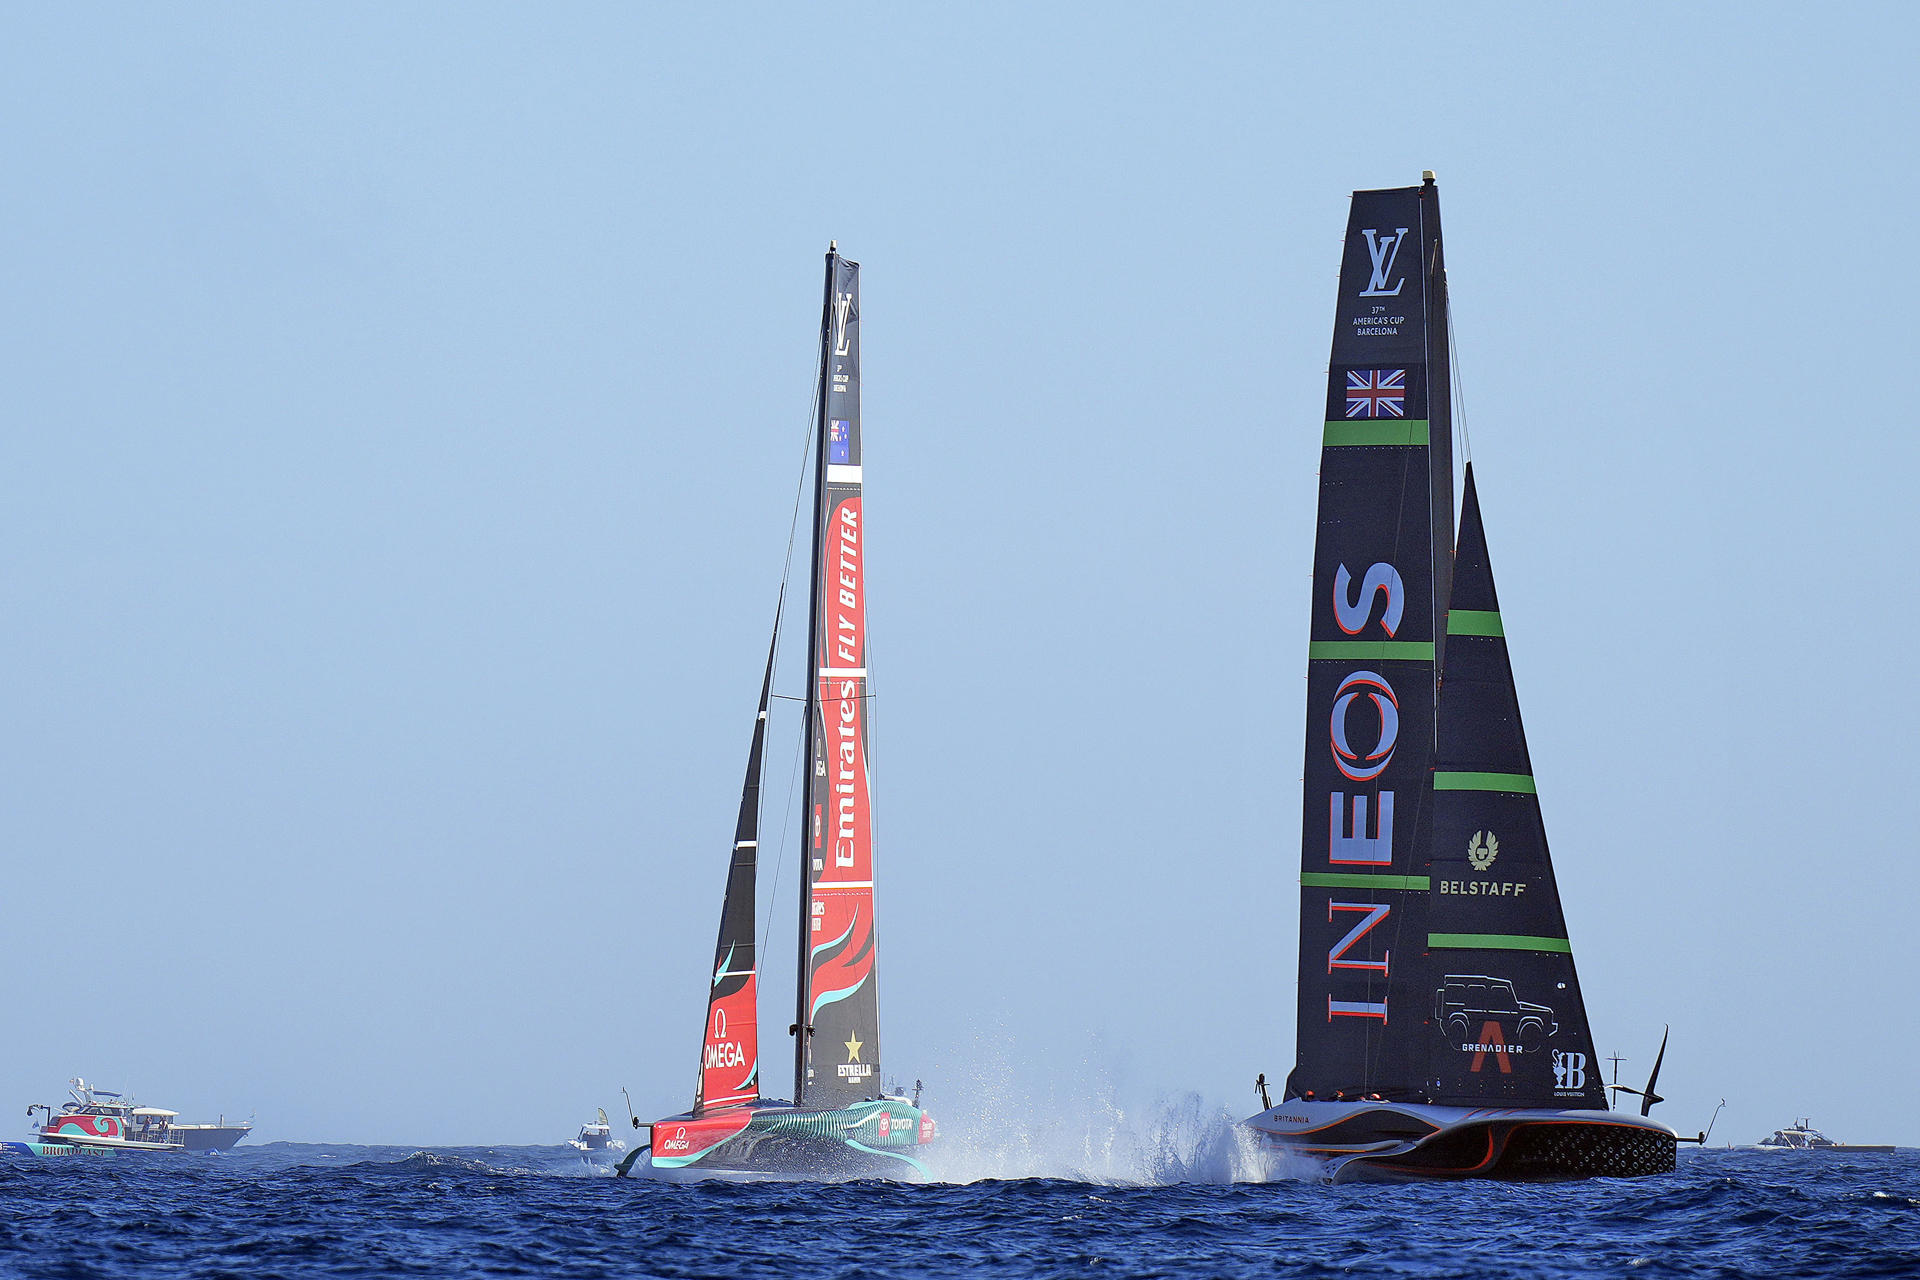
(1446, 609), (1504, 637)
(1429, 932), (1573, 953)
(649, 1101), (926, 1170)
(845, 1138), (929, 1177)
(1323, 419), (1430, 447)
(1433, 771), (1536, 793)
(1307, 640), (1435, 662)
(1301, 872), (1431, 891)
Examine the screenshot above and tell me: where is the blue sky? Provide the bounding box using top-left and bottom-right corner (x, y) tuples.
(3, 4), (1915, 1150)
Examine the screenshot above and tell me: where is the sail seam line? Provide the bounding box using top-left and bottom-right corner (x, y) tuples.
(1428, 932), (1572, 953)
(1322, 418), (1431, 447)
(1433, 771), (1535, 793)
(1445, 609), (1503, 637)
(1302, 873), (1431, 891)
(1307, 640), (1435, 661)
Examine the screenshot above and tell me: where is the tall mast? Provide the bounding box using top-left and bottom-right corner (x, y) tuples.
(793, 245), (883, 1110)
(793, 245), (838, 1103)
(1422, 172), (1456, 674)
(1289, 179), (1453, 1103)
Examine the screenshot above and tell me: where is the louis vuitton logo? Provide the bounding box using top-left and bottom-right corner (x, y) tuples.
(1358, 227), (1409, 297)
(833, 290), (853, 357)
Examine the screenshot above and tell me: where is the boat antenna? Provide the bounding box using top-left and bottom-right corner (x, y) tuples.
(1701, 1099), (1725, 1144)
(1608, 1026), (1670, 1117)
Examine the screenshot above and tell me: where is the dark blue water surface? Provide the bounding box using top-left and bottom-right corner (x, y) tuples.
(0, 1145), (1914, 1278)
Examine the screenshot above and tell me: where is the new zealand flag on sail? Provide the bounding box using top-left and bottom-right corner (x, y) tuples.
(1345, 369), (1407, 418)
(829, 419), (851, 464)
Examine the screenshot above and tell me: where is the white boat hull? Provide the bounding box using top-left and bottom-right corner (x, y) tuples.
(1245, 1099), (1676, 1182)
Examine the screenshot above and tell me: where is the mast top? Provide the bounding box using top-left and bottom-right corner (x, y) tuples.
(829, 240), (837, 253)
(1423, 170), (1437, 182)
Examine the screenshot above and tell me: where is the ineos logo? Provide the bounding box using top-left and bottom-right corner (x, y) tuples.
(1330, 670), (1399, 782)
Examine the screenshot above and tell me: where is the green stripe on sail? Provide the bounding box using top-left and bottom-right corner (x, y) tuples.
(1322, 419), (1430, 447)
(1433, 771), (1536, 793)
(1302, 873), (1430, 891)
(1447, 609), (1504, 637)
(1429, 932), (1573, 954)
(1308, 640), (1435, 662)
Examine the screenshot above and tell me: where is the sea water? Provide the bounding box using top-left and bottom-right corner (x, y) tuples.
(0, 1140), (1913, 1277)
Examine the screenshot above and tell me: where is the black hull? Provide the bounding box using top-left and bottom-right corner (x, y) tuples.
(1249, 1101), (1675, 1183)
(1336, 1117), (1676, 1183)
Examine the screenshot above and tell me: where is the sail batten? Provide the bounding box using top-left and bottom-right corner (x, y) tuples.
(794, 250), (882, 1109)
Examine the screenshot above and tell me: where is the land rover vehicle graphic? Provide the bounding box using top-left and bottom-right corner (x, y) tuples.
(1434, 975), (1558, 1050)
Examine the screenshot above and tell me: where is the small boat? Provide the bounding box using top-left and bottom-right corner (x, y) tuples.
(15, 1079), (251, 1155)
(1243, 174), (1678, 1182)
(1756, 1119), (1894, 1153)
(568, 1109), (626, 1160)
(621, 246), (937, 1181)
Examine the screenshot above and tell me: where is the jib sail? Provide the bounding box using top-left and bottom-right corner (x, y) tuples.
(794, 248), (882, 1109)
(1424, 466), (1605, 1107)
(1290, 177), (1455, 1102)
(693, 614), (777, 1114)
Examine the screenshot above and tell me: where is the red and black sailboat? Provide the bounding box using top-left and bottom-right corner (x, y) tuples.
(1245, 175), (1677, 1181)
(622, 246), (937, 1180)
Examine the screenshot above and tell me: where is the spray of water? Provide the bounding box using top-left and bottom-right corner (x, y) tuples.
(911, 1028), (1320, 1185)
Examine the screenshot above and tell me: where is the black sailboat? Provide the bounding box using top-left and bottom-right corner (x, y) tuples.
(1246, 175), (1676, 1181)
(624, 246), (937, 1180)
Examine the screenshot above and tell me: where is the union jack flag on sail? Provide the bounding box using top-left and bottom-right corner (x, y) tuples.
(1345, 369), (1406, 419)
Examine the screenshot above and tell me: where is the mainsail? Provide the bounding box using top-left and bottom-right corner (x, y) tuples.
(693, 614), (777, 1113)
(1290, 177), (1454, 1101)
(794, 249), (881, 1108)
(1424, 465), (1606, 1107)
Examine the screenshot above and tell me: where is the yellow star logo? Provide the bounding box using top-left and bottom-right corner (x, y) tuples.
(844, 1034), (864, 1062)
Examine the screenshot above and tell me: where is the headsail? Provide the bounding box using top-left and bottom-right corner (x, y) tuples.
(693, 613), (777, 1113)
(794, 248), (881, 1108)
(1290, 178), (1454, 1102)
(1424, 465), (1606, 1107)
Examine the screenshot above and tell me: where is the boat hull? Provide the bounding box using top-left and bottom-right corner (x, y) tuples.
(0, 1141), (112, 1159)
(171, 1124), (252, 1152)
(1757, 1143), (1896, 1153)
(634, 1098), (937, 1181)
(1245, 1100), (1676, 1182)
